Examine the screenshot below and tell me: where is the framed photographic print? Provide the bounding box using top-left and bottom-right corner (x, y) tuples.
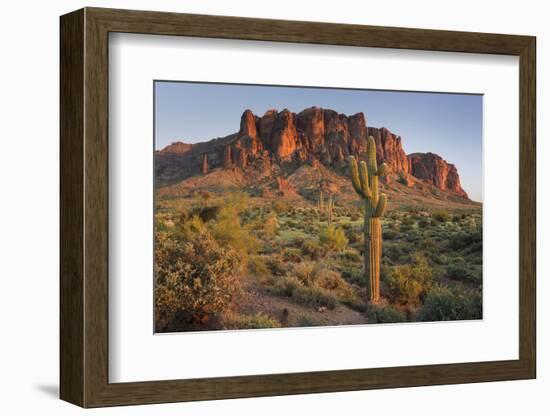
(60, 7), (536, 408)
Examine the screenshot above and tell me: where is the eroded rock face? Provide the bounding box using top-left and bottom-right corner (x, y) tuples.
(276, 176), (295, 197)
(408, 152), (468, 198)
(272, 109), (299, 161)
(156, 107), (469, 199)
(368, 127), (411, 175)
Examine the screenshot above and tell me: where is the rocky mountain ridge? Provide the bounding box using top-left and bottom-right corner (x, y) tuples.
(156, 107), (468, 199)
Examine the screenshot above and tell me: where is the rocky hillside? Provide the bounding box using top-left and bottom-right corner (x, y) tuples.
(156, 107), (469, 200)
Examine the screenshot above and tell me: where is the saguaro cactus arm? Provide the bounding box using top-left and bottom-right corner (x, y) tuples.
(359, 161), (371, 197)
(373, 193), (387, 217)
(349, 156), (370, 198)
(367, 137), (378, 173)
(377, 163), (388, 177)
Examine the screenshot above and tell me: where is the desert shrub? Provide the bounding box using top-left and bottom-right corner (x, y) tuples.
(419, 238), (438, 252)
(293, 236), (306, 247)
(386, 253), (432, 306)
(432, 209), (451, 223)
(315, 269), (355, 296)
(401, 216), (415, 226)
(319, 225), (348, 252)
(223, 313), (281, 329)
(448, 230), (481, 251)
(301, 239), (327, 260)
(270, 275), (302, 297)
(189, 205), (221, 222)
(468, 251), (483, 265)
(269, 275), (322, 307)
(404, 229), (422, 242)
(154, 229), (243, 332)
(177, 214), (208, 240)
(263, 214), (279, 238)
(248, 255), (270, 277)
(209, 205), (258, 265)
(292, 313), (322, 327)
(447, 263), (471, 282)
(272, 200), (290, 215)
(384, 243), (411, 262)
(366, 304), (406, 323)
(265, 256), (289, 276)
(282, 247), (303, 263)
(272, 263), (358, 309)
(341, 267), (365, 287)
(418, 217), (431, 228)
(286, 219), (299, 229)
(292, 262), (317, 286)
(431, 252), (449, 265)
(383, 229), (398, 240)
(339, 249), (361, 263)
(418, 285), (482, 321)
(397, 175), (408, 186)
(345, 227), (363, 244)
(292, 286), (339, 309)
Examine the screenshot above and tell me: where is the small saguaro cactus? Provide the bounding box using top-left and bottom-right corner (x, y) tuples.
(348, 136), (388, 303)
(318, 190), (325, 214)
(327, 194), (334, 225)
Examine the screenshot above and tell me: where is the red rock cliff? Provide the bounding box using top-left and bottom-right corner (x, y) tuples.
(408, 152), (468, 198)
(157, 107), (469, 199)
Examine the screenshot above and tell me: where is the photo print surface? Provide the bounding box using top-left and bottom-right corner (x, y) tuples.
(154, 81), (483, 333)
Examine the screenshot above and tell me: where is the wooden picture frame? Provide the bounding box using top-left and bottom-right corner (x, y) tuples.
(60, 7), (536, 408)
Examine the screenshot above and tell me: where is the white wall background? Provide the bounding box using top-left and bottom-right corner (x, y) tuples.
(0, 0), (546, 414)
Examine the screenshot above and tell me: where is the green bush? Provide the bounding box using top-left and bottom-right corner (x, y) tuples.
(301, 239), (327, 260)
(432, 209), (451, 223)
(263, 214), (279, 238)
(447, 263), (471, 282)
(418, 218), (431, 228)
(383, 229), (398, 240)
(384, 243), (411, 262)
(386, 253), (432, 306)
(292, 286), (339, 309)
(272, 200), (290, 215)
(319, 225), (348, 252)
(292, 313), (322, 327)
(339, 250), (361, 263)
(248, 255), (270, 277)
(418, 285), (482, 321)
(270, 275), (302, 297)
(271, 263), (358, 309)
(224, 313), (281, 329)
(282, 247), (303, 263)
(366, 304), (406, 323)
(449, 230), (482, 251)
(154, 227), (243, 332)
(210, 204), (256, 242)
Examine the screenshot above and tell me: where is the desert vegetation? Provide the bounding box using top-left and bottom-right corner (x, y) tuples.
(155, 188), (482, 332)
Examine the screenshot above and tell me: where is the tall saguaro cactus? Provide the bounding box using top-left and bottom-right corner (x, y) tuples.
(348, 136), (388, 303)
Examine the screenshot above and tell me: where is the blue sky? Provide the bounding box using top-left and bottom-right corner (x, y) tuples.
(155, 81), (482, 201)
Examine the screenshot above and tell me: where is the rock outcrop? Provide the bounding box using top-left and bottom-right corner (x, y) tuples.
(408, 152), (468, 198)
(156, 107), (469, 199)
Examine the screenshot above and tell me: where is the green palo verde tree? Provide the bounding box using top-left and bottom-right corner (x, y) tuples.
(348, 136), (388, 303)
